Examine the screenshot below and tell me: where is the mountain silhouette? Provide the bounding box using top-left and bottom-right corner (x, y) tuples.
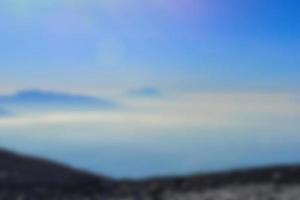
(0, 90), (117, 109)
(127, 87), (162, 98)
(0, 149), (109, 189)
(0, 109), (10, 117)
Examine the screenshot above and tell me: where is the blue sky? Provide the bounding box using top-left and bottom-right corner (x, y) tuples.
(0, 0), (299, 92)
(0, 0), (299, 178)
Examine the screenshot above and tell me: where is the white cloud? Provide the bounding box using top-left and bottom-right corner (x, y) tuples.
(0, 111), (233, 128)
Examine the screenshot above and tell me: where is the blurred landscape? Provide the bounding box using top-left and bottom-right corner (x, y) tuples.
(0, 0), (299, 199)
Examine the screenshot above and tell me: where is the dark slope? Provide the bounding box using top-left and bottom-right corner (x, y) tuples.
(115, 165), (300, 195)
(0, 149), (111, 191)
(1, 148), (300, 199)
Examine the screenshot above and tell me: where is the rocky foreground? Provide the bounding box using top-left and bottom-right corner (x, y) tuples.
(1, 184), (300, 200)
(1, 149), (300, 200)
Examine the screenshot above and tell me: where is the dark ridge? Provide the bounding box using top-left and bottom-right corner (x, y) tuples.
(0, 149), (113, 193)
(114, 165), (300, 195)
(1, 148), (300, 197)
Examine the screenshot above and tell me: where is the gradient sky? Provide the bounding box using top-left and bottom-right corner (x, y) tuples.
(0, 0), (299, 93)
(0, 0), (300, 178)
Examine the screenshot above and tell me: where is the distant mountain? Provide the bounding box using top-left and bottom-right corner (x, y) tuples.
(0, 108), (14, 118)
(0, 90), (117, 109)
(127, 87), (162, 98)
(0, 109), (10, 117)
(1, 148), (300, 199)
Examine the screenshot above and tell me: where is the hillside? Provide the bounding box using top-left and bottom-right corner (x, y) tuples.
(1, 148), (300, 199)
(0, 149), (111, 190)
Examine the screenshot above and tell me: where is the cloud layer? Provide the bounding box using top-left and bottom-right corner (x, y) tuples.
(0, 91), (299, 130)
